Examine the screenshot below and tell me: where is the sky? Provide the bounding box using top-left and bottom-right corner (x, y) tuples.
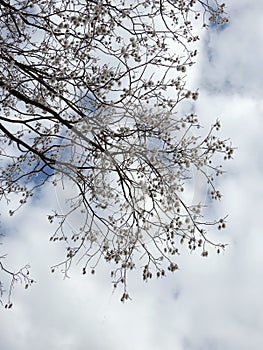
(1, 0), (263, 349)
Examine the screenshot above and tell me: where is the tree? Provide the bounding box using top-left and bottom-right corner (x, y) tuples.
(0, 0), (232, 306)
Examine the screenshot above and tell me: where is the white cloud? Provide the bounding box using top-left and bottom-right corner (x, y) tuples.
(199, 1), (263, 97)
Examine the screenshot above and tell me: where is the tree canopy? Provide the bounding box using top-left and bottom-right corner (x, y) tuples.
(0, 0), (232, 306)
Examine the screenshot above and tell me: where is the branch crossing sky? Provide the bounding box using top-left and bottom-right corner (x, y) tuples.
(1, 1), (263, 349)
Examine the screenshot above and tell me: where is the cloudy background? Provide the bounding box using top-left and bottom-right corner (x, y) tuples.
(1, 0), (263, 349)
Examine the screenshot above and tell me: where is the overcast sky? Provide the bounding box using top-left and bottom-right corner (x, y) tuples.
(1, 0), (263, 349)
